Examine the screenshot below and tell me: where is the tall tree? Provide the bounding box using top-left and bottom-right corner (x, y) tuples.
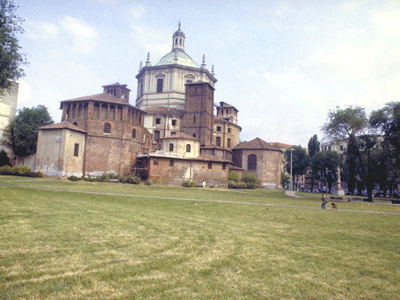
(0, 0), (26, 95)
(2, 105), (53, 157)
(308, 134), (320, 191)
(285, 146), (309, 190)
(323, 106), (379, 201)
(311, 151), (340, 193)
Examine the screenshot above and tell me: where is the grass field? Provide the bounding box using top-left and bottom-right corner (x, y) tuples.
(1, 176), (400, 299)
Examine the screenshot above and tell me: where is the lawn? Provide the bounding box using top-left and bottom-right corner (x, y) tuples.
(1, 176), (400, 299)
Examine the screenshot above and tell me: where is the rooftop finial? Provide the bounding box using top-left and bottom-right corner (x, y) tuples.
(146, 52), (151, 66)
(212, 65), (215, 76)
(139, 60), (143, 71)
(201, 54), (206, 69)
(178, 19), (181, 30)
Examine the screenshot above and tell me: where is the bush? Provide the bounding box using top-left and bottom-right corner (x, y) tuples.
(228, 181), (247, 189)
(228, 172), (240, 183)
(120, 175), (141, 184)
(0, 150), (11, 167)
(182, 180), (196, 187)
(243, 174), (259, 189)
(102, 172), (121, 182)
(84, 177), (103, 182)
(145, 179), (152, 185)
(68, 175), (81, 181)
(0, 165), (43, 177)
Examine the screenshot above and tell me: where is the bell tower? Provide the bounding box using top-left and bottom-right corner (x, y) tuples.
(172, 21), (185, 51)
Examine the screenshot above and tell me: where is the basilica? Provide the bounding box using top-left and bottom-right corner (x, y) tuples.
(35, 25), (283, 188)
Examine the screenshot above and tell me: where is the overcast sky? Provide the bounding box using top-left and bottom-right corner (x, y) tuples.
(15, 0), (400, 147)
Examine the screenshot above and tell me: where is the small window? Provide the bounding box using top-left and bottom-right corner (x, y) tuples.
(208, 162), (212, 169)
(222, 163), (226, 170)
(74, 143), (79, 157)
(186, 80), (193, 84)
(153, 160), (158, 165)
(217, 126), (222, 132)
(186, 144), (191, 152)
(169, 143), (174, 151)
(228, 128), (231, 133)
(73, 122), (78, 126)
(227, 138), (231, 148)
(193, 133), (196, 138)
(171, 119), (177, 126)
(248, 154), (257, 170)
(193, 115), (196, 123)
(171, 132), (176, 136)
(169, 159), (174, 167)
(216, 137), (221, 147)
(132, 128), (136, 138)
(157, 78), (163, 93)
(154, 130), (160, 141)
(155, 118), (161, 125)
(104, 123), (111, 134)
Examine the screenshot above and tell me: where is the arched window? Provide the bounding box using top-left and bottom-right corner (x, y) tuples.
(186, 144), (191, 153)
(248, 154), (257, 170)
(73, 122), (78, 126)
(104, 123), (111, 134)
(132, 128), (136, 138)
(169, 143), (174, 151)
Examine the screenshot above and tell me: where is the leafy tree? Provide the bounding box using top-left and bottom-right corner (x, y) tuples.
(308, 134), (320, 191)
(323, 106), (379, 200)
(2, 105), (53, 157)
(285, 146), (309, 190)
(0, 0), (26, 95)
(281, 171), (290, 189)
(370, 101), (400, 195)
(311, 151), (340, 193)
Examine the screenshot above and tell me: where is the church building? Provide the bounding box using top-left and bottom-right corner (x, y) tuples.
(35, 24), (282, 188)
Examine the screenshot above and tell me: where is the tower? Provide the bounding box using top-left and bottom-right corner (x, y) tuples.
(182, 82), (214, 146)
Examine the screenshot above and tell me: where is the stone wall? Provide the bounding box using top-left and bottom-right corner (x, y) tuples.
(147, 157), (228, 187)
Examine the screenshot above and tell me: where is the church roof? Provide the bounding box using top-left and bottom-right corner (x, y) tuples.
(61, 93), (133, 106)
(233, 137), (282, 152)
(155, 49), (199, 68)
(38, 121), (87, 133)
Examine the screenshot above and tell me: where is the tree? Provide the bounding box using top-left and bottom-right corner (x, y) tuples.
(285, 146), (309, 190)
(308, 134), (320, 191)
(323, 106), (379, 200)
(2, 105), (53, 157)
(0, 0), (26, 95)
(311, 151), (340, 193)
(0, 149), (11, 166)
(370, 101), (400, 195)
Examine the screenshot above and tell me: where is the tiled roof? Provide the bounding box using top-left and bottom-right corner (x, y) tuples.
(61, 93), (129, 105)
(38, 121), (87, 133)
(271, 142), (293, 149)
(233, 137), (281, 151)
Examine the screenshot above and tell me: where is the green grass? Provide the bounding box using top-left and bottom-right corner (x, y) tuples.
(1, 176), (400, 299)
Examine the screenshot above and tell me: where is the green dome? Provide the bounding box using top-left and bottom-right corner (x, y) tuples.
(155, 50), (199, 68)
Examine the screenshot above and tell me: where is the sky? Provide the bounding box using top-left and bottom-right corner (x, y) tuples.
(15, 0), (400, 147)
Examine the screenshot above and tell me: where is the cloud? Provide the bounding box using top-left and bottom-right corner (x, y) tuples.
(372, 10), (400, 38)
(25, 20), (59, 41)
(132, 25), (170, 59)
(16, 80), (32, 105)
(59, 16), (100, 54)
(130, 4), (146, 19)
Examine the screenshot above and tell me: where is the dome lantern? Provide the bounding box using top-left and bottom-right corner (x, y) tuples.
(172, 21), (185, 51)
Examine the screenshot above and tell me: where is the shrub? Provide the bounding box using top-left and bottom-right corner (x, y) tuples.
(243, 174), (259, 189)
(228, 181), (247, 189)
(68, 175), (81, 181)
(145, 179), (152, 185)
(183, 180), (196, 187)
(120, 175), (141, 184)
(102, 172), (121, 182)
(0, 165), (43, 177)
(228, 172), (240, 183)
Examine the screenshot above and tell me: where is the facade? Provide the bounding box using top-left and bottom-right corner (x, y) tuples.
(36, 122), (86, 177)
(0, 84), (18, 156)
(32, 25), (283, 188)
(36, 84), (151, 177)
(232, 138), (283, 189)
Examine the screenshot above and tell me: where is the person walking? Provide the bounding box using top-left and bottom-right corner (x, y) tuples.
(321, 193), (328, 210)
